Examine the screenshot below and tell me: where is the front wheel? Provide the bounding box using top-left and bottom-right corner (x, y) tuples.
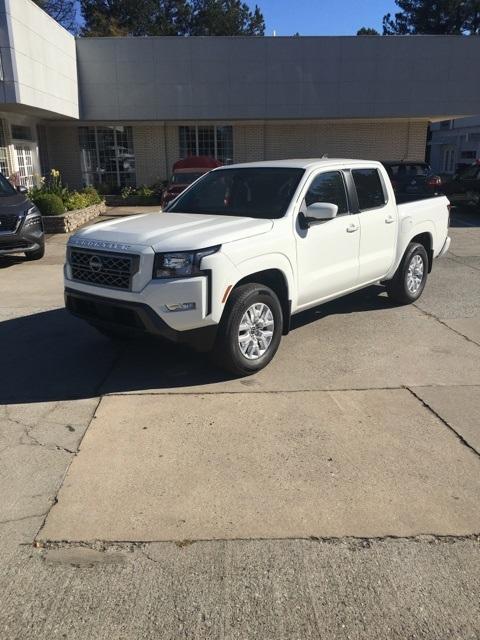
(211, 283), (283, 376)
(386, 242), (428, 305)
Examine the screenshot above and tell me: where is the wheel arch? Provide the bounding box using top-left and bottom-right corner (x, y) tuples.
(233, 268), (292, 335)
(409, 231), (434, 272)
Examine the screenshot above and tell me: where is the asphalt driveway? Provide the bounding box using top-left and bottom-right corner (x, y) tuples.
(1, 207), (480, 639)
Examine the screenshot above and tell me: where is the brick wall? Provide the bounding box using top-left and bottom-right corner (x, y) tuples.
(133, 125), (167, 186)
(44, 119), (428, 190)
(262, 120), (428, 162)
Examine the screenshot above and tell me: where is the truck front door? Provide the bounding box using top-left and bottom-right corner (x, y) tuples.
(295, 170), (360, 307)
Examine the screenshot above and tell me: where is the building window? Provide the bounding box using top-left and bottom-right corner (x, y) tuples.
(442, 147), (456, 173)
(79, 126), (136, 191)
(11, 125), (33, 141)
(179, 125), (233, 164)
(439, 120), (452, 130)
(15, 144), (35, 188)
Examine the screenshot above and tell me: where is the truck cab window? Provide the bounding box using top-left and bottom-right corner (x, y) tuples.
(352, 169), (387, 210)
(305, 171), (348, 214)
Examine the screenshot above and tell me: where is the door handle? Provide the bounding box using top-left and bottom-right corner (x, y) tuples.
(385, 215), (395, 224)
(346, 223), (359, 233)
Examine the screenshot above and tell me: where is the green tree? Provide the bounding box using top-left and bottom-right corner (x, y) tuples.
(80, 0), (192, 36)
(357, 27), (379, 35)
(80, 0), (265, 36)
(382, 0), (480, 34)
(189, 0), (264, 35)
(33, 0), (77, 32)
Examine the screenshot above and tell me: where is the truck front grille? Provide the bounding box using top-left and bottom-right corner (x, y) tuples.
(69, 248), (139, 291)
(0, 214), (20, 233)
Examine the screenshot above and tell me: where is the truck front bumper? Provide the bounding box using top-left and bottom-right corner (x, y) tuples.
(65, 287), (218, 352)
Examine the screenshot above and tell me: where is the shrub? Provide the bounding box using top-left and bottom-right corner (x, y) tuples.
(33, 193), (65, 216)
(136, 184), (154, 198)
(64, 191), (89, 211)
(121, 185), (134, 200)
(82, 185), (102, 205)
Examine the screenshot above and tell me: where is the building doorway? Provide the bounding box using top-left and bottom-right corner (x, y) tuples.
(15, 144), (35, 188)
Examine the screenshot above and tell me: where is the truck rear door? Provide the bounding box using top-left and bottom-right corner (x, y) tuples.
(351, 168), (398, 284)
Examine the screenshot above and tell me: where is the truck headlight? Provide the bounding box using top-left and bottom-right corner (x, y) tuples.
(153, 246), (219, 279)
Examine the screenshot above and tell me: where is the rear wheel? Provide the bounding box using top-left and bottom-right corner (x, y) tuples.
(211, 283), (283, 376)
(386, 242), (428, 305)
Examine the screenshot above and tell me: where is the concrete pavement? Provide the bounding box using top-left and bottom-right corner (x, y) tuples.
(1, 207), (480, 638)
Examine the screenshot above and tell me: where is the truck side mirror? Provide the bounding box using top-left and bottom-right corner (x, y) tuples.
(306, 202), (338, 222)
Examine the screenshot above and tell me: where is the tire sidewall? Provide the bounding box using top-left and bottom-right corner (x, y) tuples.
(223, 286), (283, 375)
(400, 243), (428, 302)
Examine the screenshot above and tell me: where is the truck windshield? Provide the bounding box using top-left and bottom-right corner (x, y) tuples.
(0, 173), (16, 196)
(166, 167), (305, 219)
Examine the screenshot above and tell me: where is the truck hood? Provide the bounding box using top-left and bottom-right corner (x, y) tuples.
(72, 212), (273, 252)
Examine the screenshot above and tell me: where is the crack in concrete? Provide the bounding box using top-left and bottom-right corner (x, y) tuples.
(33, 396), (104, 541)
(413, 303), (480, 348)
(406, 386), (480, 459)
(447, 254), (480, 272)
(35, 533), (480, 553)
(0, 513), (50, 526)
(3, 408), (76, 455)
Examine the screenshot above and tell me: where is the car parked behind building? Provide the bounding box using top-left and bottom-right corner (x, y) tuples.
(382, 161), (443, 203)
(0, 173), (44, 260)
(161, 156), (222, 209)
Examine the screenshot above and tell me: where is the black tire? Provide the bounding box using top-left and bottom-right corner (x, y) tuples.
(211, 283), (283, 376)
(24, 245), (45, 261)
(386, 242), (428, 305)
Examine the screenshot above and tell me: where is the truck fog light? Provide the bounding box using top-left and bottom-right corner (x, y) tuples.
(163, 302), (196, 312)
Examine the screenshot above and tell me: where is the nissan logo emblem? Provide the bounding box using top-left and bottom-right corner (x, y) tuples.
(89, 255), (103, 273)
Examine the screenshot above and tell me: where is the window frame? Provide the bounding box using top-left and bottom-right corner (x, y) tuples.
(178, 125), (233, 164)
(301, 169), (351, 217)
(79, 125), (136, 189)
(351, 167), (389, 213)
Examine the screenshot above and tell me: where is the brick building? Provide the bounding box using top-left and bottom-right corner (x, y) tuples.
(1, 0), (480, 191)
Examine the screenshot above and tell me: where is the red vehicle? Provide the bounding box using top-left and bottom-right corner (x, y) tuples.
(161, 156), (222, 208)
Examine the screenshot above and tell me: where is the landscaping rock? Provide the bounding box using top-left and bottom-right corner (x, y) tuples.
(42, 202), (107, 233)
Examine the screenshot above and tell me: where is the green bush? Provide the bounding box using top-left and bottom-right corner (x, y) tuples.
(33, 193), (65, 216)
(64, 191), (89, 211)
(82, 185), (102, 205)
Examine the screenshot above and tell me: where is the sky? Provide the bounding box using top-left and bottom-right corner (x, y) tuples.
(260, 0), (399, 36)
(73, 1), (399, 36)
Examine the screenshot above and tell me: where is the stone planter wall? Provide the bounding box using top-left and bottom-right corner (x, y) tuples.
(105, 195), (162, 207)
(42, 202), (107, 234)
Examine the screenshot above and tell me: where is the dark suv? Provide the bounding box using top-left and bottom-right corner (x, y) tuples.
(0, 173), (44, 260)
(382, 161), (443, 203)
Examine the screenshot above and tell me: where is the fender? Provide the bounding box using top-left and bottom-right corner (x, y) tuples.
(233, 252), (296, 299)
(385, 218), (435, 280)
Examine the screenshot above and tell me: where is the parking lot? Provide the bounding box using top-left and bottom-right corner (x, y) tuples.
(1, 207), (480, 638)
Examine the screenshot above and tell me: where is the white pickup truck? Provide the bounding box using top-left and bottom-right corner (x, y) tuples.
(65, 159), (450, 375)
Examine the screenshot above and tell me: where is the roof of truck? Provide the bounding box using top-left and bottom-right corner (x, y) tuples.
(222, 158), (383, 170)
